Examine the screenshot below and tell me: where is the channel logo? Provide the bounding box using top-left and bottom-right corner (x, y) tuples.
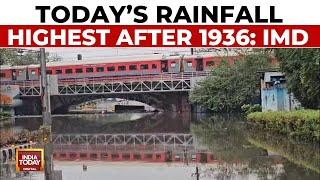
(16, 149), (44, 172)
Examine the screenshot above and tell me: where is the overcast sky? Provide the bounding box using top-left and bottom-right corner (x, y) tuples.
(45, 48), (192, 61)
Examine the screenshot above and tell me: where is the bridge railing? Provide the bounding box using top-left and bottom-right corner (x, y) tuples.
(0, 71), (210, 87)
(57, 71), (210, 85)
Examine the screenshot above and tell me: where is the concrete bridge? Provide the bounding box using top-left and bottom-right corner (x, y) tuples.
(2, 72), (208, 115)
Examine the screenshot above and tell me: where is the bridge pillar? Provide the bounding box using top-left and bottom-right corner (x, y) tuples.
(166, 92), (191, 113)
(15, 97), (41, 115)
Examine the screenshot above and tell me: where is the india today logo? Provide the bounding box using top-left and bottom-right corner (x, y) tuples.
(16, 149), (44, 172)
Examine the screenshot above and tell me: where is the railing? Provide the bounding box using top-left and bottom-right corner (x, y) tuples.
(53, 133), (194, 146)
(0, 71), (210, 87)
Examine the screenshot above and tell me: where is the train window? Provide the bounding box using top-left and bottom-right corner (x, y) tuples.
(96, 67), (104, 72)
(107, 66), (115, 71)
(187, 61), (193, 67)
(86, 67), (93, 73)
(129, 65), (137, 70)
(55, 70), (62, 74)
(76, 68), (83, 73)
(0, 73), (5, 77)
(171, 62), (176, 67)
(65, 69), (73, 74)
(206, 61), (215, 67)
(31, 70), (36, 75)
(46, 70), (52, 74)
(152, 64), (157, 69)
(140, 64), (149, 70)
(118, 66), (126, 71)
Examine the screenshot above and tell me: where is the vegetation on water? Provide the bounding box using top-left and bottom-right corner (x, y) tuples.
(191, 115), (320, 178)
(248, 131), (320, 173)
(0, 125), (51, 147)
(191, 115), (281, 178)
(0, 111), (11, 119)
(247, 110), (320, 142)
(274, 49), (320, 109)
(189, 51), (273, 112)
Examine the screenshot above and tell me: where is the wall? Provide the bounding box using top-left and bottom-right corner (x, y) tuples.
(261, 87), (300, 111)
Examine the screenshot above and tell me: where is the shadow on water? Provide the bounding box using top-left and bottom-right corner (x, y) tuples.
(191, 114), (320, 179)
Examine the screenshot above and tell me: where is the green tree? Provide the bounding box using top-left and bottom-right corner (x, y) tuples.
(0, 49), (16, 65)
(0, 48), (60, 66)
(0, 49), (38, 65)
(189, 51), (272, 112)
(274, 49), (320, 109)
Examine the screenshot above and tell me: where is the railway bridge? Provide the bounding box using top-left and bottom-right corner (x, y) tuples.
(2, 72), (208, 115)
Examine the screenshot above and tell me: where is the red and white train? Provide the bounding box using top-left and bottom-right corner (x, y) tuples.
(0, 54), (238, 81)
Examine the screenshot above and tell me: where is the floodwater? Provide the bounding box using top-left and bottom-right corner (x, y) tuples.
(1, 112), (319, 180)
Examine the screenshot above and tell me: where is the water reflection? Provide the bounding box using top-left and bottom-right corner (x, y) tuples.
(1, 113), (319, 180)
(14, 112), (191, 133)
(52, 133), (214, 164)
(191, 114), (320, 179)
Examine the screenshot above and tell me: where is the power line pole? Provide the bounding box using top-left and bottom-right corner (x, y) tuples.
(40, 48), (54, 180)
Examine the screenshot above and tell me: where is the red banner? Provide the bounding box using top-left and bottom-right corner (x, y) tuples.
(0, 25), (319, 47)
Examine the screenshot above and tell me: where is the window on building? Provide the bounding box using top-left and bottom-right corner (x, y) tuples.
(31, 70), (36, 75)
(65, 69), (73, 74)
(76, 68), (83, 73)
(129, 65), (137, 70)
(152, 64), (157, 69)
(187, 61), (193, 67)
(206, 61), (215, 67)
(118, 66), (126, 71)
(46, 70), (52, 74)
(96, 67), (104, 72)
(107, 66), (115, 71)
(171, 62), (176, 67)
(55, 70), (62, 74)
(0, 73), (6, 77)
(140, 64), (149, 70)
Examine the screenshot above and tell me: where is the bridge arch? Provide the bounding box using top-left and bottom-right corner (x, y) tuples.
(50, 92), (190, 114)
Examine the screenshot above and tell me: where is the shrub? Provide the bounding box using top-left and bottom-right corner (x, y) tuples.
(247, 110), (320, 141)
(0, 111), (11, 118)
(241, 104), (262, 114)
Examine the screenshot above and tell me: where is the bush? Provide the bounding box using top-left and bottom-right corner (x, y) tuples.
(0, 111), (11, 118)
(241, 104), (262, 114)
(247, 110), (320, 141)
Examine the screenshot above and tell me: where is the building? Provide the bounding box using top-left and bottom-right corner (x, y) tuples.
(260, 71), (300, 111)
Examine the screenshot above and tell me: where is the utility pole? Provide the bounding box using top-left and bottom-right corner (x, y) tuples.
(40, 48), (54, 180)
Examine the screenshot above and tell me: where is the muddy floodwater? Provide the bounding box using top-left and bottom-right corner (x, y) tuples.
(1, 112), (319, 180)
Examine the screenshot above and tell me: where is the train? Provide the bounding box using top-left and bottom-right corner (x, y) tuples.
(0, 54), (239, 81)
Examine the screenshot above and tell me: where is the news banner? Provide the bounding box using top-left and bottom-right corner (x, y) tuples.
(0, 2), (319, 47)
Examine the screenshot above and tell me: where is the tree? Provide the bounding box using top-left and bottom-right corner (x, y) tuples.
(0, 49), (16, 65)
(189, 51), (272, 112)
(0, 48), (61, 65)
(274, 49), (320, 109)
(0, 48), (38, 65)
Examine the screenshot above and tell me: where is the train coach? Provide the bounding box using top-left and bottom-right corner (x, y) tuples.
(0, 54), (238, 81)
